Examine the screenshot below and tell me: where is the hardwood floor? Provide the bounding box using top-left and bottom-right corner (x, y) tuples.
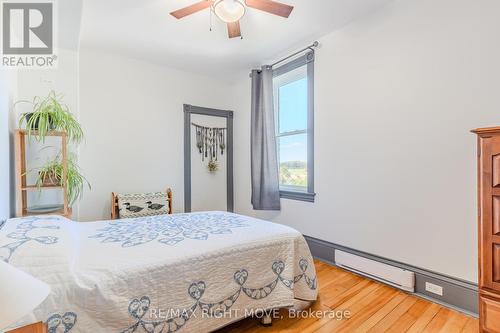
(217, 260), (478, 333)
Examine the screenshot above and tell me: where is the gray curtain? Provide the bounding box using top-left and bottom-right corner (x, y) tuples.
(250, 67), (281, 210)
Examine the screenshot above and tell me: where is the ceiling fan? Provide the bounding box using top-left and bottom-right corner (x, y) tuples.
(170, 0), (294, 39)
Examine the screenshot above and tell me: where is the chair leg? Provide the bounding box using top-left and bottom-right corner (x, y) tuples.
(260, 314), (272, 327)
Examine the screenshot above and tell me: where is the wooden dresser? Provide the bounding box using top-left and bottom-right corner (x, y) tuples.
(473, 127), (500, 332)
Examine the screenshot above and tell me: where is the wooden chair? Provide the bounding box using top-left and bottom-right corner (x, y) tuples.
(111, 188), (172, 219)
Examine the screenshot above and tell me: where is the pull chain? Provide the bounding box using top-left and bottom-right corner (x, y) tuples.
(209, 5), (213, 32)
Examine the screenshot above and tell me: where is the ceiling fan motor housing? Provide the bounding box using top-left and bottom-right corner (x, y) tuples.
(213, 0), (246, 23)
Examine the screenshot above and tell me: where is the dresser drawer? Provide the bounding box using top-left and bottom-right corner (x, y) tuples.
(481, 295), (500, 333)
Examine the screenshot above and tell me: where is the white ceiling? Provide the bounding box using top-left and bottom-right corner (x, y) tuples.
(80, 0), (393, 80)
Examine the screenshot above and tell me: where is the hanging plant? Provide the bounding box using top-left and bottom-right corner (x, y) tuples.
(17, 91), (83, 143)
(207, 160), (219, 173)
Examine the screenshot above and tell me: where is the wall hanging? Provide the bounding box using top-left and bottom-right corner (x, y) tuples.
(192, 122), (226, 173)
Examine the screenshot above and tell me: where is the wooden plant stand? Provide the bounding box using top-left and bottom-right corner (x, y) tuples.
(14, 129), (71, 218)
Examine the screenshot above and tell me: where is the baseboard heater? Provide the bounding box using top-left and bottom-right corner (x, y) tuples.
(334, 250), (415, 292)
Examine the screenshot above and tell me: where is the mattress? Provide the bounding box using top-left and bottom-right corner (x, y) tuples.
(0, 211), (317, 332)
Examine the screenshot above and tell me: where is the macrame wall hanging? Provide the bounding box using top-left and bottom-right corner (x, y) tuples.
(192, 123), (226, 173)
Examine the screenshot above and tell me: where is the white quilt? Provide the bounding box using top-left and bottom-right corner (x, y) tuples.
(0, 212), (317, 333)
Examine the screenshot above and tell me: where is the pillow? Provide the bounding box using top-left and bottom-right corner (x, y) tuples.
(117, 192), (169, 219)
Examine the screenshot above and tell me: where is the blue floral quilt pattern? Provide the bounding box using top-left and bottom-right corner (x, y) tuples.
(47, 312), (78, 333)
(0, 216), (61, 263)
(121, 259), (317, 333)
(90, 212), (249, 247)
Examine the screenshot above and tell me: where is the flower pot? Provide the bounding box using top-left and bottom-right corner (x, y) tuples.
(25, 113), (56, 130)
(39, 170), (60, 186)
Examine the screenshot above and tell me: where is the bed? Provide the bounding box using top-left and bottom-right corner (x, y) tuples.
(0, 211), (317, 333)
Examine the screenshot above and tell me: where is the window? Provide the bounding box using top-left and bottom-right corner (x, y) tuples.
(273, 52), (315, 202)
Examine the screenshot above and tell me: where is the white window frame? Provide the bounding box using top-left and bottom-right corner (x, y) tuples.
(273, 51), (315, 202)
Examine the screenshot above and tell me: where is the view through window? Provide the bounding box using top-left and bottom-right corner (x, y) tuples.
(274, 64), (310, 192)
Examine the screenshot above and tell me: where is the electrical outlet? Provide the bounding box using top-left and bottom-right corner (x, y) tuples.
(425, 282), (443, 296)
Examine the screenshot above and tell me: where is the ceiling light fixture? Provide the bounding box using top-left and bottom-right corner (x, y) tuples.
(213, 0), (246, 23)
(170, 0), (294, 39)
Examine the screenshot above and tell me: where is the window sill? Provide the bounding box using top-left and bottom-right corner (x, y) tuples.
(280, 190), (316, 203)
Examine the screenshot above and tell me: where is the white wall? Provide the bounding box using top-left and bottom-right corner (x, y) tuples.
(191, 114), (227, 212)
(232, 0), (500, 282)
(78, 49), (235, 221)
(0, 70), (17, 220)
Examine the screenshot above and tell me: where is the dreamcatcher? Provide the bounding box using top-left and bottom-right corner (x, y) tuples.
(192, 123), (226, 172)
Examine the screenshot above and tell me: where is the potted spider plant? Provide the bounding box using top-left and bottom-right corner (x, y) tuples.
(31, 153), (91, 206)
(17, 91), (83, 143)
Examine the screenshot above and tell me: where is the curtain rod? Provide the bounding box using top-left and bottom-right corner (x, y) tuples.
(249, 41), (319, 77)
(270, 41), (319, 68)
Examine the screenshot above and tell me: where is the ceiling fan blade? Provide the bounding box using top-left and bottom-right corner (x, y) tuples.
(227, 21), (241, 38)
(245, 0), (293, 18)
(170, 1), (212, 19)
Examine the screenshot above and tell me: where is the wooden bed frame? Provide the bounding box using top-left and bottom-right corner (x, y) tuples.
(111, 188), (173, 219)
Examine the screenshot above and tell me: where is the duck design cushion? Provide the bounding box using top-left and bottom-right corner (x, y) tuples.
(117, 192), (169, 219)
